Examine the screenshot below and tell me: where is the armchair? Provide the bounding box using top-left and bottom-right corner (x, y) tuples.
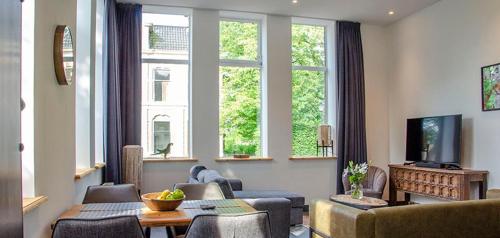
(342, 166), (387, 199)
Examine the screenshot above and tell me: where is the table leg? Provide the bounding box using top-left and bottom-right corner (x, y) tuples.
(479, 179), (487, 199)
(166, 226), (175, 238)
(389, 175), (397, 206)
(404, 193), (411, 203)
(144, 227), (151, 238)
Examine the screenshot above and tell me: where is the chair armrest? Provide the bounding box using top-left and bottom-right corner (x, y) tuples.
(227, 178), (243, 191)
(243, 198), (291, 238)
(310, 199), (374, 238)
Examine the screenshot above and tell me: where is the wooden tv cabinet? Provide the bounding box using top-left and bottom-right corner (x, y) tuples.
(389, 164), (488, 204)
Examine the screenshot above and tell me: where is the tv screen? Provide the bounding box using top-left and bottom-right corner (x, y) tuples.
(406, 115), (462, 165)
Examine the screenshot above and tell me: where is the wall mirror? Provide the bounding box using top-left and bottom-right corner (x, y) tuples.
(53, 25), (74, 85)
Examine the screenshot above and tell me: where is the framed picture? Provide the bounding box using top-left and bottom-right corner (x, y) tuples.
(481, 63), (500, 111)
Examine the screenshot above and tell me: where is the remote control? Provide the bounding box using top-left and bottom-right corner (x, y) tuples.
(200, 205), (216, 210)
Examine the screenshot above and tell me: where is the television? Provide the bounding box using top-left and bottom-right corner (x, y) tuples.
(405, 115), (462, 168)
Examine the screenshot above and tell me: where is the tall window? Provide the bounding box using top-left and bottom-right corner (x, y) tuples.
(219, 18), (262, 157)
(291, 23), (327, 156)
(141, 11), (190, 157)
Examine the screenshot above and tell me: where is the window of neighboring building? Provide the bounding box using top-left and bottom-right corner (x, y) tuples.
(153, 68), (170, 102)
(141, 10), (191, 157)
(219, 18), (262, 157)
(152, 116), (171, 152)
(291, 22), (329, 156)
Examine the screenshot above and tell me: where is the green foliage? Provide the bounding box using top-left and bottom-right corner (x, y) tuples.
(292, 24), (325, 67)
(483, 66), (499, 110)
(291, 24), (326, 156)
(218, 22), (326, 156)
(346, 161), (368, 185)
(292, 70), (325, 156)
(219, 67), (261, 156)
(148, 25), (161, 49)
(220, 21), (259, 60)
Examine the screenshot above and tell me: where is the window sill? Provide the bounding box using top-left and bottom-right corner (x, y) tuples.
(215, 157), (273, 162)
(143, 157), (198, 163)
(23, 196), (48, 214)
(289, 156), (336, 161)
(75, 163), (105, 180)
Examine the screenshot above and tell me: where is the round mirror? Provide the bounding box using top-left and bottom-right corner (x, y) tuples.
(53, 25), (74, 85)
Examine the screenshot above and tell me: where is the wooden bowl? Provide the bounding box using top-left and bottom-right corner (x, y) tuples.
(141, 192), (185, 211)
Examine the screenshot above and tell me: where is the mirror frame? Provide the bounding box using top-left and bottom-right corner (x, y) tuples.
(53, 25), (75, 85)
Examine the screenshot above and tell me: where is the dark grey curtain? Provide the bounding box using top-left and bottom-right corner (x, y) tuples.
(336, 21), (367, 194)
(104, 0), (142, 183)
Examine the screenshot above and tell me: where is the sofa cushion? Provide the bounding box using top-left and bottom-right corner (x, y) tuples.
(234, 190), (305, 208)
(197, 170), (235, 199)
(189, 165), (207, 180)
(368, 199), (500, 238)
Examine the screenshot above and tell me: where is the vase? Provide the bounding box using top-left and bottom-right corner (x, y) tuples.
(351, 183), (363, 199)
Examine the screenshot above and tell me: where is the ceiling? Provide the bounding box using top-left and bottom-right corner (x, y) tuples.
(123, 0), (441, 25)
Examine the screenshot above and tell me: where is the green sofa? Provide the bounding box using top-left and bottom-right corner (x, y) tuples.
(310, 191), (500, 238)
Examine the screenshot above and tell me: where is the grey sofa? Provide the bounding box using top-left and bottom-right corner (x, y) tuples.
(187, 165), (305, 225)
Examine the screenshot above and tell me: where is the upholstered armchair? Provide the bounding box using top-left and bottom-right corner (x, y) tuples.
(342, 166), (387, 199)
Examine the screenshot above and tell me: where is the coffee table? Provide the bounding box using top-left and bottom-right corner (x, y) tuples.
(329, 194), (388, 210)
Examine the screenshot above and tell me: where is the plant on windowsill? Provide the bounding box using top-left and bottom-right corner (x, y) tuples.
(344, 161), (368, 200)
(233, 154), (250, 159)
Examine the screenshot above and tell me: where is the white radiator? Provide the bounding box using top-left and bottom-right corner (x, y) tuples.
(122, 145), (143, 191)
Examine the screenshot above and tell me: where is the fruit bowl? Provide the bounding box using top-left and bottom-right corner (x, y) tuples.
(141, 192), (185, 211)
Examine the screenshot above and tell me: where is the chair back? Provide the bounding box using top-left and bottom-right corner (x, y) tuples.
(174, 183), (225, 200)
(342, 166), (387, 193)
(52, 216), (144, 238)
(185, 212), (272, 238)
(82, 184), (141, 204)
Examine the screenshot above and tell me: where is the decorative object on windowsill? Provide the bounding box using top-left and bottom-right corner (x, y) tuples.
(53, 25), (75, 85)
(233, 154), (250, 159)
(317, 124), (334, 156)
(344, 161), (368, 200)
(122, 145), (143, 192)
(153, 143), (173, 159)
(481, 62), (500, 111)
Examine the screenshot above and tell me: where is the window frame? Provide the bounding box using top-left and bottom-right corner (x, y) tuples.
(291, 17), (336, 156)
(218, 13), (265, 157)
(141, 6), (193, 158)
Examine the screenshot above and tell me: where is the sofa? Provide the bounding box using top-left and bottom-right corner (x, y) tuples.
(187, 165), (305, 225)
(310, 197), (500, 238)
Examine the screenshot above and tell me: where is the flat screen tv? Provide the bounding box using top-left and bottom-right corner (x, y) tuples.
(406, 115), (462, 167)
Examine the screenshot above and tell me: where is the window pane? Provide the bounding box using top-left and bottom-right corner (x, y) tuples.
(154, 121), (170, 152)
(220, 20), (259, 61)
(143, 13), (190, 61)
(292, 70), (325, 156)
(141, 12), (190, 157)
(292, 24), (325, 67)
(142, 63), (189, 157)
(219, 67), (261, 156)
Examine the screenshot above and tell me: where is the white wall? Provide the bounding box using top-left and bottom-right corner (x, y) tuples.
(387, 0), (500, 200)
(143, 9), (391, 204)
(362, 24), (391, 199)
(23, 0), (102, 237)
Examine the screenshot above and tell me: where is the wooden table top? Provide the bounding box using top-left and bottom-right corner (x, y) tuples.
(57, 199), (256, 228)
(330, 195), (388, 210)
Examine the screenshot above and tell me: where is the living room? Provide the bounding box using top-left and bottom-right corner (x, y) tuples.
(1, 0), (499, 237)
